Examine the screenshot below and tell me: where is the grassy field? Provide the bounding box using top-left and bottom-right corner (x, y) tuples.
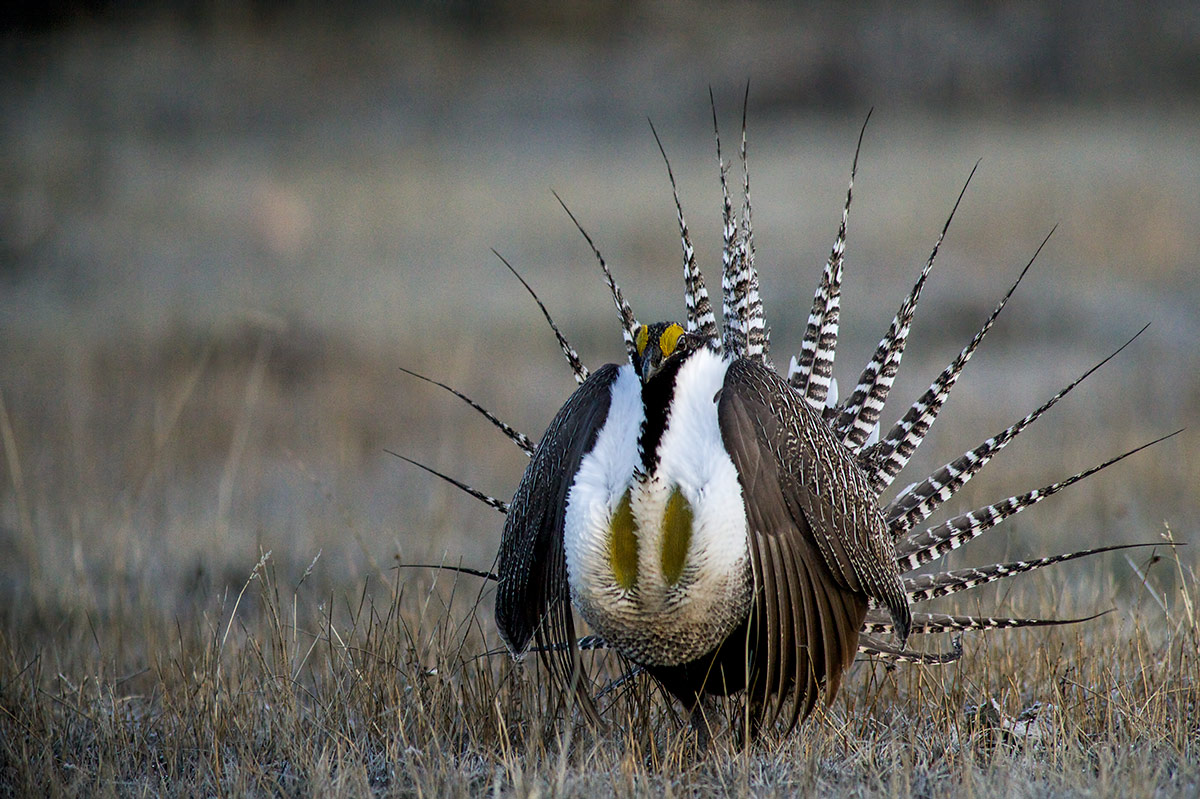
(1, 530), (1197, 796)
(3, 10), (1199, 797)
(2, 211), (1197, 798)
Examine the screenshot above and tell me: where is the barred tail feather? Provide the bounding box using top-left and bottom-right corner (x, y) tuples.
(650, 120), (718, 344)
(399, 367), (536, 456)
(737, 86), (771, 365)
(902, 543), (1171, 604)
(553, 191), (639, 364)
(894, 430), (1180, 568)
(397, 562), (499, 582)
(885, 324), (1149, 535)
(863, 230), (1052, 493)
(596, 666), (645, 704)
(862, 609), (1111, 636)
(790, 111), (871, 411)
(790, 261), (841, 412)
(836, 162), (980, 451)
(712, 90), (746, 360)
(858, 633), (963, 664)
(491, 250), (590, 385)
(387, 450), (510, 514)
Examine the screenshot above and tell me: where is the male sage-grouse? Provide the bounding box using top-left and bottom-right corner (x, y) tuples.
(401, 105), (1172, 738)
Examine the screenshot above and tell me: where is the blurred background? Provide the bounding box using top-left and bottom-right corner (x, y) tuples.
(1, 2), (1197, 619)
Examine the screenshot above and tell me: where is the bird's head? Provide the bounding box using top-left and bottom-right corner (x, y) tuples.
(633, 321), (703, 383)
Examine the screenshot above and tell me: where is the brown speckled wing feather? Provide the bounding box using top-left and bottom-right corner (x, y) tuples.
(719, 358), (892, 730)
(495, 363), (622, 726)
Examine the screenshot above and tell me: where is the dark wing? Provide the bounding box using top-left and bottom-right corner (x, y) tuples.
(495, 362), (622, 726)
(718, 358), (908, 731)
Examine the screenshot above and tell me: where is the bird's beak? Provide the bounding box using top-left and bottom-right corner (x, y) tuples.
(640, 348), (662, 383)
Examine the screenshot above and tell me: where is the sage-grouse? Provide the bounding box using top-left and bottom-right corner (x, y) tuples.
(401, 106), (1170, 737)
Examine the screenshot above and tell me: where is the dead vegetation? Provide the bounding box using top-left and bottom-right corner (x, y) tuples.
(1, 524), (1196, 797)
(0, 329), (1196, 798)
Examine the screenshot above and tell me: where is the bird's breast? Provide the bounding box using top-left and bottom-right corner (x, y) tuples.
(564, 351), (753, 666)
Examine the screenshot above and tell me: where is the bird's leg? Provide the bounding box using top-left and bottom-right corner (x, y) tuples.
(688, 696), (717, 751)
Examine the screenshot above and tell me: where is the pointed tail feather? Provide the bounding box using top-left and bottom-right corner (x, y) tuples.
(737, 85), (771, 365)
(386, 450), (510, 514)
(902, 543), (1174, 603)
(399, 367), (536, 456)
(474, 638), (641, 711)
(836, 162), (981, 451)
(862, 609), (1112, 636)
(596, 666), (646, 704)
(895, 430), (1181, 567)
(885, 324), (1150, 534)
(858, 633), (963, 664)
(576, 634), (610, 651)
(711, 89), (747, 360)
(553, 191), (639, 364)
(491, 250), (589, 385)
(790, 110), (872, 411)
(863, 231), (1051, 494)
(396, 562), (499, 582)
(790, 264), (841, 413)
(649, 120), (719, 343)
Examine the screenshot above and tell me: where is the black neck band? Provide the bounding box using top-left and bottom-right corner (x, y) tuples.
(638, 357), (686, 473)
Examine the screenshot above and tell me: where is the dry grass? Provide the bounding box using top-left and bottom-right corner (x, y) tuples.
(0, 328), (1197, 798)
(1, 520), (1197, 797)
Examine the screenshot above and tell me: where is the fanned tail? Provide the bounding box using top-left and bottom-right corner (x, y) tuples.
(492, 250), (589, 384)
(399, 367), (536, 456)
(649, 120), (718, 344)
(790, 110), (871, 413)
(894, 430), (1180, 568)
(885, 324), (1149, 535)
(554, 191), (639, 364)
(835, 162), (980, 452)
(408, 111), (1181, 721)
(862, 230), (1052, 493)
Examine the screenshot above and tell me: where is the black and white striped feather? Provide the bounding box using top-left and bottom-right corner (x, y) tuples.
(900, 543), (1170, 604)
(789, 111), (871, 411)
(862, 230), (1052, 496)
(712, 94), (746, 362)
(554, 192), (639, 365)
(885, 324), (1148, 536)
(862, 609), (1111, 636)
(858, 634), (963, 664)
(650, 121), (719, 344)
(388, 451), (510, 514)
(834, 162), (979, 453)
(894, 431), (1179, 570)
(736, 91), (770, 366)
(398, 367), (536, 457)
(492, 250), (589, 385)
